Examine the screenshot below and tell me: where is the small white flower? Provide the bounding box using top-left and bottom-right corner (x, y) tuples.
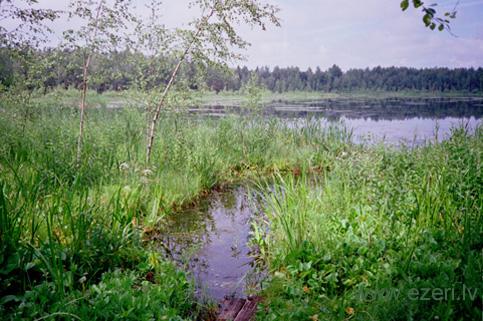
(119, 162), (129, 171)
(142, 169), (153, 177)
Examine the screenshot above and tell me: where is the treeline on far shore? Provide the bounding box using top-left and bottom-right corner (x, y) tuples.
(1, 48), (482, 94)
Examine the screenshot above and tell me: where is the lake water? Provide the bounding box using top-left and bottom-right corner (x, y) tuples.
(190, 97), (483, 145)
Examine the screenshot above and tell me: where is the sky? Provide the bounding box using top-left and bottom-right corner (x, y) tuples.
(5, 0), (483, 70)
(239, 0), (483, 70)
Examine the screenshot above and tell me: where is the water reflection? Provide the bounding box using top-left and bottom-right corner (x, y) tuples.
(158, 97), (482, 299)
(159, 187), (257, 300)
(345, 116), (479, 145)
(191, 97), (483, 120)
(267, 97), (483, 120)
(190, 97), (482, 145)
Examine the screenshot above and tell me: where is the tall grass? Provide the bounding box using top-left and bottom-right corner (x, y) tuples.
(3, 92), (479, 320)
(255, 126), (482, 321)
(0, 97), (350, 319)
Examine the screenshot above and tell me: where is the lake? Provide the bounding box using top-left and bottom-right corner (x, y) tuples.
(189, 97), (483, 145)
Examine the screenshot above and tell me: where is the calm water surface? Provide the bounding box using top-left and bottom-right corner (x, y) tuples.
(159, 187), (258, 300)
(190, 97), (483, 144)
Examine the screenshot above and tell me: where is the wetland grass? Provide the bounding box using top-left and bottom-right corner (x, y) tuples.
(254, 127), (482, 321)
(0, 102), (348, 320)
(0, 97), (480, 320)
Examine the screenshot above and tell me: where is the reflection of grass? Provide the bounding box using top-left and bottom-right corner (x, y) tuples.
(254, 127), (482, 321)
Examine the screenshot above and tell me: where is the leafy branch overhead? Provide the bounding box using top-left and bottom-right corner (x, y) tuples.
(400, 0), (458, 32)
(64, 0), (138, 53)
(0, 0), (60, 48)
(145, 0), (281, 162)
(180, 0), (281, 66)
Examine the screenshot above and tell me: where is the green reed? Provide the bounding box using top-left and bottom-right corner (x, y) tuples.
(0, 99), (349, 319)
(254, 126), (482, 321)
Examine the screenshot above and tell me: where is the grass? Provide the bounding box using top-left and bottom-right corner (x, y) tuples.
(253, 127), (482, 321)
(0, 93), (350, 320)
(0, 88), (481, 320)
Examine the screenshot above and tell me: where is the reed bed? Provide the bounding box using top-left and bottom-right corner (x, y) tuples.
(254, 126), (482, 321)
(0, 101), (350, 320)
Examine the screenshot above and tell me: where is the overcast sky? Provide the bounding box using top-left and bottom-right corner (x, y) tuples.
(7, 0), (483, 70)
(244, 0), (483, 70)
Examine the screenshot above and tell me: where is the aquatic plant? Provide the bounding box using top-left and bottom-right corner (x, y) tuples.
(254, 126), (482, 321)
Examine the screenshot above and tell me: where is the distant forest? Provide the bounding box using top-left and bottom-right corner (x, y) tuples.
(1, 49), (482, 93)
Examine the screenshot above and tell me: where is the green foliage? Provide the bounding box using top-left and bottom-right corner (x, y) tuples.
(400, 0), (457, 32)
(0, 0), (59, 48)
(3, 48), (482, 93)
(241, 73), (264, 113)
(5, 267), (194, 321)
(0, 97), (353, 318)
(63, 0), (137, 53)
(255, 127), (482, 321)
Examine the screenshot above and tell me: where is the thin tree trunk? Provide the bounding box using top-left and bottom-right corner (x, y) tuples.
(145, 8), (215, 163)
(76, 0), (104, 166)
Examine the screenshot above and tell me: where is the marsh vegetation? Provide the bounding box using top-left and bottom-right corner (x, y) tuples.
(1, 0), (482, 320)
(1, 93), (481, 320)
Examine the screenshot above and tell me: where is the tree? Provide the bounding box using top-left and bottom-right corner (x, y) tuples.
(64, 0), (137, 165)
(0, 1), (60, 131)
(145, 0), (280, 162)
(241, 72), (264, 113)
(0, 0), (59, 48)
(327, 64), (342, 92)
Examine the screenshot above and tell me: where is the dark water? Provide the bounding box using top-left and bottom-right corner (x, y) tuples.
(190, 97), (482, 145)
(159, 187), (260, 300)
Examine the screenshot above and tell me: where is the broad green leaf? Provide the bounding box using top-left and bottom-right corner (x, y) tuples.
(413, 0), (424, 8)
(400, 0), (409, 11)
(423, 14), (432, 26)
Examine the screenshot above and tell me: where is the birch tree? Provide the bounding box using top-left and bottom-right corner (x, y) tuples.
(0, 1), (60, 129)
(0, 0), (59, 48)
(64, 0), (136, 165)
(145, 0), (280, 163)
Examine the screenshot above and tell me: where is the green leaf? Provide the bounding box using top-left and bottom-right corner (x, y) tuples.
(400, 0), (409, 11)
(423, 14), (432, 26)
(0, 295), (21, 305)
(438, 24), (445, 31)
(413, 0), (424, 8)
